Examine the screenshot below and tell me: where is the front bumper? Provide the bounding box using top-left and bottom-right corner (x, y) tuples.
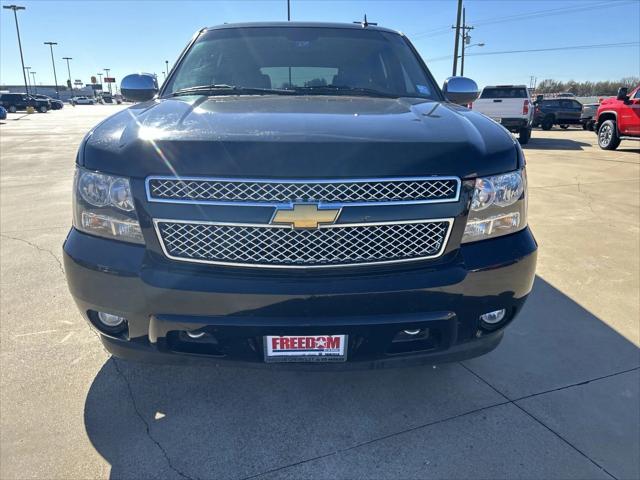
(63, 227), (537, 369)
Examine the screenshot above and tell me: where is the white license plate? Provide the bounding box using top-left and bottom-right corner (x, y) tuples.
(264, 335), (347, 363)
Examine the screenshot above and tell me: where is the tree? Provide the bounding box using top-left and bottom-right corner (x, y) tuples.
(535, 77), (639, 96)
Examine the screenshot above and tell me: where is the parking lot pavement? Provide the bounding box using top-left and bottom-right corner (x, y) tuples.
(0, 109), (638, 479)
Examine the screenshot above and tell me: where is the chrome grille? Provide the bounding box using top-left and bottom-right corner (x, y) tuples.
(155, 220), (452, 268)
(147, 177), (459, 205)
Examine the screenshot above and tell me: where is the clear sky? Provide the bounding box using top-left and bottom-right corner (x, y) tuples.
(1, 0), (639, 90)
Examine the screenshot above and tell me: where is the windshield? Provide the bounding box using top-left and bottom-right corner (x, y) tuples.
(164, 27), (439, 100)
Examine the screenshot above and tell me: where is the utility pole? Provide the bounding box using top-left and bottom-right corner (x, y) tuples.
(3, 5), (29, 96)
(104, 68), (112, 94)
(24, 66), (31, 94)
(287, 0), (290, 21)
(44, 42), (60, 99)
(63, 57), (73, 93)
(451, 0), (463, 76)
(30, 71), (37, 93)
(459, 8), (474, 77)
(165, 60), (169, 77)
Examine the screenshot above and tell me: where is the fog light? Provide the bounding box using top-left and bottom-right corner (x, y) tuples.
(479, 309), (506, 325)
(403, 329), (421, 335)
(98, 312), (126, 327)
(186, 330), (206, 339)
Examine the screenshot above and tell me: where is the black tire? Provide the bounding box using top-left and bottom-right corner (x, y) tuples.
(541, 116), (554, 130)
(582, 123), (588, 130)
(560, 124), (569, 130)
(38, 105), (47, 113)
(597, 119), (621, 150)
(518, 127), (531, 145)
(8, 105), (17, 113)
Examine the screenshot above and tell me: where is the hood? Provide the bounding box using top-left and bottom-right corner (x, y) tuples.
(81, 95), (518, 179)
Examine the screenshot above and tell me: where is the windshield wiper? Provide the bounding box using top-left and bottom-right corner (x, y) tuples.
(170, 84), (295, 97)
(292, 85), (399, 98)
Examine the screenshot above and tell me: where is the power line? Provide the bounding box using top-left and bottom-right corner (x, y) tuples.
(468, 0), (634, 28)
(426, 41), (639, 62)
(411, 0), (634, 39)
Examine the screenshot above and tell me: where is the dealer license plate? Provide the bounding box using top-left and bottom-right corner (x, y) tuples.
(264, 335), (347, 363)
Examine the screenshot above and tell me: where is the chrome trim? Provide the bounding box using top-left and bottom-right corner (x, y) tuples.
(152, 217), (454, 269)
(145, 176), (462, 207)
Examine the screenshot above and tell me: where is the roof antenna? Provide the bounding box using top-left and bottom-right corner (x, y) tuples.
(353, 14), (377, 28)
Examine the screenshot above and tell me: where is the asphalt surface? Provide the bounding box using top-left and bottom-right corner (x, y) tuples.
(0, 106), (638, 480)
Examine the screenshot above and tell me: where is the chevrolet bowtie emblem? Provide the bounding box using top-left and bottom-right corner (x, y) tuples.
(271, 204), (341, 229)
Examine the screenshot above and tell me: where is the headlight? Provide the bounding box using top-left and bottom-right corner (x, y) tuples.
(462, 168), (527, 243)
(73, 167), (144, 244)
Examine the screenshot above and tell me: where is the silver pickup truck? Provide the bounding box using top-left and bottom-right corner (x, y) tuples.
(472, 85), (534, 144)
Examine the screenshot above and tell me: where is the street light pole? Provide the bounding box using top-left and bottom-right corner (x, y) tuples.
(3, 5), (29, 96)
(44, 42), (60, 99)
(451, 0), (463, 76)
(104, 68), (111, 94)
(24, 66), (32, 94)
(63, 57), (73, 94)
(287, 0), (290, 21)
(97, 72), (103, 91)
(30, 71), (37, 94)
(459, 42), (485, 76)
(165, 60), (169, 77)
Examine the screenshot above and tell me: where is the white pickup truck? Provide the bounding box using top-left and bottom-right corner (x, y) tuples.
(472, 85), (534, 144)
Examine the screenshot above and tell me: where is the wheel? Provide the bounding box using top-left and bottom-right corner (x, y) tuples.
(8, 105), (17, 113)
(560, 124), (569, 130)
(541, 116), (554, 130)
(518, 127), (531, 145)
(598, 120), (621, 150)
(582, 123), (588, 130)
(38, 105), (47, 113)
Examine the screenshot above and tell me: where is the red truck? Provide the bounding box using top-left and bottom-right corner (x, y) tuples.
(595, 85), (640, 150)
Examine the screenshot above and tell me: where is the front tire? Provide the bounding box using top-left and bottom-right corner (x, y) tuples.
(38, 105), (47, 113)
(560, 124), (569, 130)
(541, 116), (554, 130)
(8, 105), (17, 113)
(518, 127), (531, 145)
(598, 120), (621, 150)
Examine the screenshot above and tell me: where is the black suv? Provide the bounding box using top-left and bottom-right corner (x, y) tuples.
(533, 97), (583, 130)
(33, 94), (64, 110)
(63, 22), (537, 368)
(0, 93), (50, 113)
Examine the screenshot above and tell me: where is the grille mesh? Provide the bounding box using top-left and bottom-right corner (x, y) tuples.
(148, 178), (458, 204)
(156, 221), (450, 267)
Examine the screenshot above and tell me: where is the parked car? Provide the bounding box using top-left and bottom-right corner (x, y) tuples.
(71, 96), (96, 105)
(0, 93), (49, 113)
(533, 98), (583, 130)
(580, 103), (599, 131)
(0, 105), (7, 120)
(63, 22), (537, 368)
(472, 84), (533, 144)
(594, 85), (640, 150)
(33, 94), (64, 110)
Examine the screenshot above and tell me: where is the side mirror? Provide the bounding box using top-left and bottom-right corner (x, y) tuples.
(442, 76), (480, 105)
(121, 73), (159, 102)
(616, 87), (628, 102)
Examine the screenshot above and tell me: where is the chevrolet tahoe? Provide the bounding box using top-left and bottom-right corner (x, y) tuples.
(63, 22), (537, 368)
